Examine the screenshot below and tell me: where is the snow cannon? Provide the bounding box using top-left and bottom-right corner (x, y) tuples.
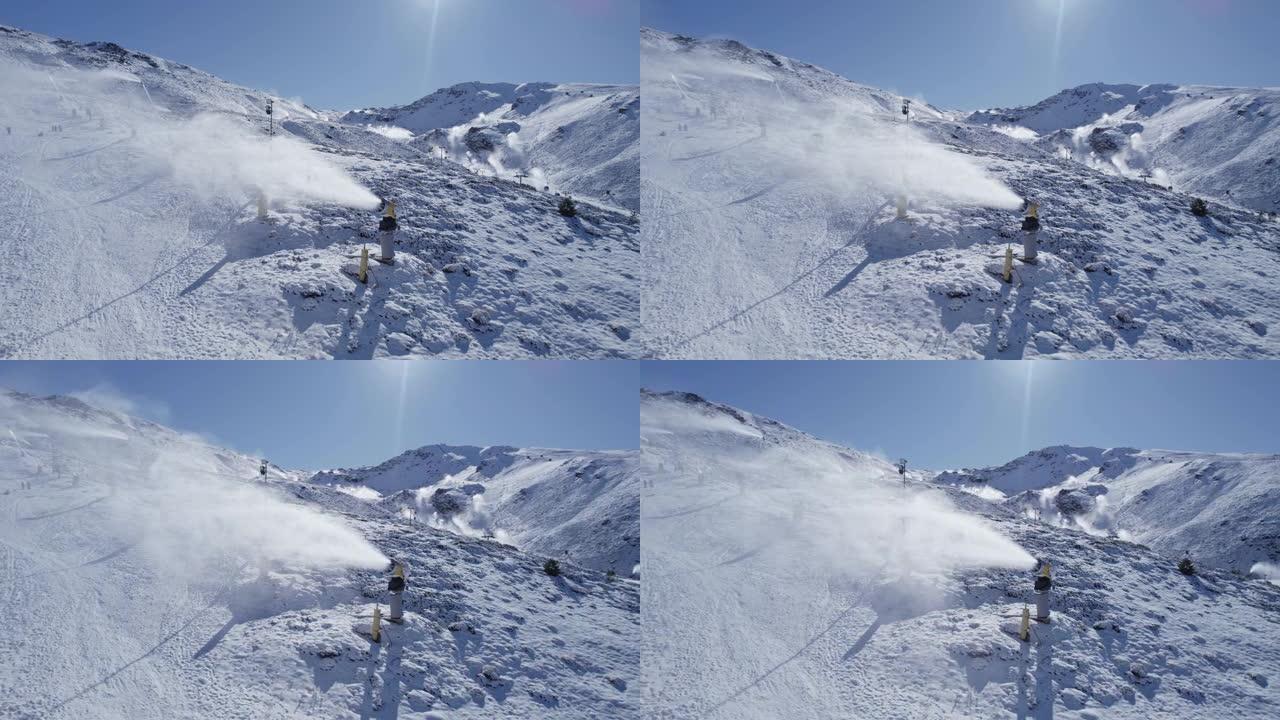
(901, 98), (911, 117)
(388, 563), (406, 623)
(377, 200), (398, 264)
(1021, 203), (1040, 263)
(1034, 562), (1052, 623)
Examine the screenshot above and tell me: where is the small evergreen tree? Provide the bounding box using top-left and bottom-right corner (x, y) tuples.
(543, 558), (562, 577)
(1190, 198), (1209, 217)
(1178, 556), (1196, 576)
(558, 196), (578, 217)
(606, 570), (617, 582)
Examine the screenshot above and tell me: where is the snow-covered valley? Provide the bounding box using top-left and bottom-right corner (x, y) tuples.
(640, 28), (1280, 359)
(0, 25), (639, 359)
(0, 388), (639, 718)
(641, 389), (1280, 719)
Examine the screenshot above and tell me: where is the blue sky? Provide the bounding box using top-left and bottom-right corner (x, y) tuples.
(642, 361), (1280, 470)
(0, 361), (639, 468)
(2, 0), (638, 109)
(642, 0), (1280, 109)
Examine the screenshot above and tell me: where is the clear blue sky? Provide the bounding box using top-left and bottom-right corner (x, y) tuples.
(642, 361), (1280, 470)
(0, 361), (639, 468)
(2, 0), (638, 109)
(642, 0), (1280, 109)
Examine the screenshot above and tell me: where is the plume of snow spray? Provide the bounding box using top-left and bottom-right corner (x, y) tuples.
(644, 47), (1022, 211)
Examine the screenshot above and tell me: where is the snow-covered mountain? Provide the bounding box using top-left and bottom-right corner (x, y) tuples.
(935, 445), (1280, 575)
(310, 443), (639, 575)
(641, 389), (1280, 719)
(0, 24), (638, 359)
(0, 388), (639, 718)
(641, 28), (1280, 359)
(343, 81), (639, 212)
(969, 83), (1280, 214)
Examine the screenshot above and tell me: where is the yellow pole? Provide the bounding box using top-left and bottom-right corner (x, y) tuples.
(1003, 246), (1013, 283)
(1020, 606), (1030, 642)
(257, 192), (268, 220)
(359, 247), (369, 284)
(393, 563), (405, 579)
(371, 606), (382, 643)
(384, 200), (397, 220)
(1040, 562), (1052, 578)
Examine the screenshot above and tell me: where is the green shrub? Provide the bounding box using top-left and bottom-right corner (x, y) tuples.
(1190, 198), (1209, 217)
(558, 196), (577, 217)
(1178, 557), (1196, 576)
(543, 559), (562, 577)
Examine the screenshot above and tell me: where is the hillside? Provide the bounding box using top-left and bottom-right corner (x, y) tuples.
(641, 390), (1280, 719)
(969, 82), (1280, 214)
(640, 28), (1280, 359)
(343, 81), (640, 212)
(0, 388), (639, 718)
(935, 445), (1280, 575)
(310, 443), (639, 575)
(0, 24), (639, 359)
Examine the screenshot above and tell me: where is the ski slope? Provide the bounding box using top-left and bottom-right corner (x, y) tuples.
(641, 28), (1280, 359)
(0, 24), (639, 359)
(641, 390), (1280, 719)
(0, 388), (639, 718)
(343, 81), (640, 212)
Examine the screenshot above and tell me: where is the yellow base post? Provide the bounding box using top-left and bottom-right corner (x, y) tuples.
(1003, 246), (1013, 283)
(895, 195), (908, 220)
(257, 192), (268, 220)
(359, 247), (369, 284)
(371, 606), (382, 643)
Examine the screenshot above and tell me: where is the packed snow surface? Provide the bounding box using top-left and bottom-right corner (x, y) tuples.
(641, 390), (1280, 719)
(641, 28), (1280, 359)
(0, 389), (639, 718)
(0, 25), (638, 359)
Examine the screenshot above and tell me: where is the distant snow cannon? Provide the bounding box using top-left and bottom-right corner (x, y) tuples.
(1034, 561), (1052, 622)
(265, 98), (274, 137)
(896, 458), (908, 485)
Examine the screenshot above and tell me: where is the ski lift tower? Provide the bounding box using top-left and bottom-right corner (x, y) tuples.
(896, 458), (908, 485)
(265, 99), (274, 136)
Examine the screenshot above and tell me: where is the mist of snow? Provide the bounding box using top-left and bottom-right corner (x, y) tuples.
(645, 51), (1022, 210)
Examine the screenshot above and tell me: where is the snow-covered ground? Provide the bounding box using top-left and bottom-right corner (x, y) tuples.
(0, 25), (639, 359)
(0, 388), (639, 718)
(641, 389), (1280, 718)
(641, 28), (1280, 359)
(310, 444), (639, 576)
(934, 446), (1280, 576)
(343, 81), (639, 213)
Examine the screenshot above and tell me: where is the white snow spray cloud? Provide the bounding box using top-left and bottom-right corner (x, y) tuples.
(126, 446), (389, 576)
(642, 399), (1034, 579)
(644, 47), (1022, 210)
(0, 61), (378, 210)
(0, 394), (387, 585)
